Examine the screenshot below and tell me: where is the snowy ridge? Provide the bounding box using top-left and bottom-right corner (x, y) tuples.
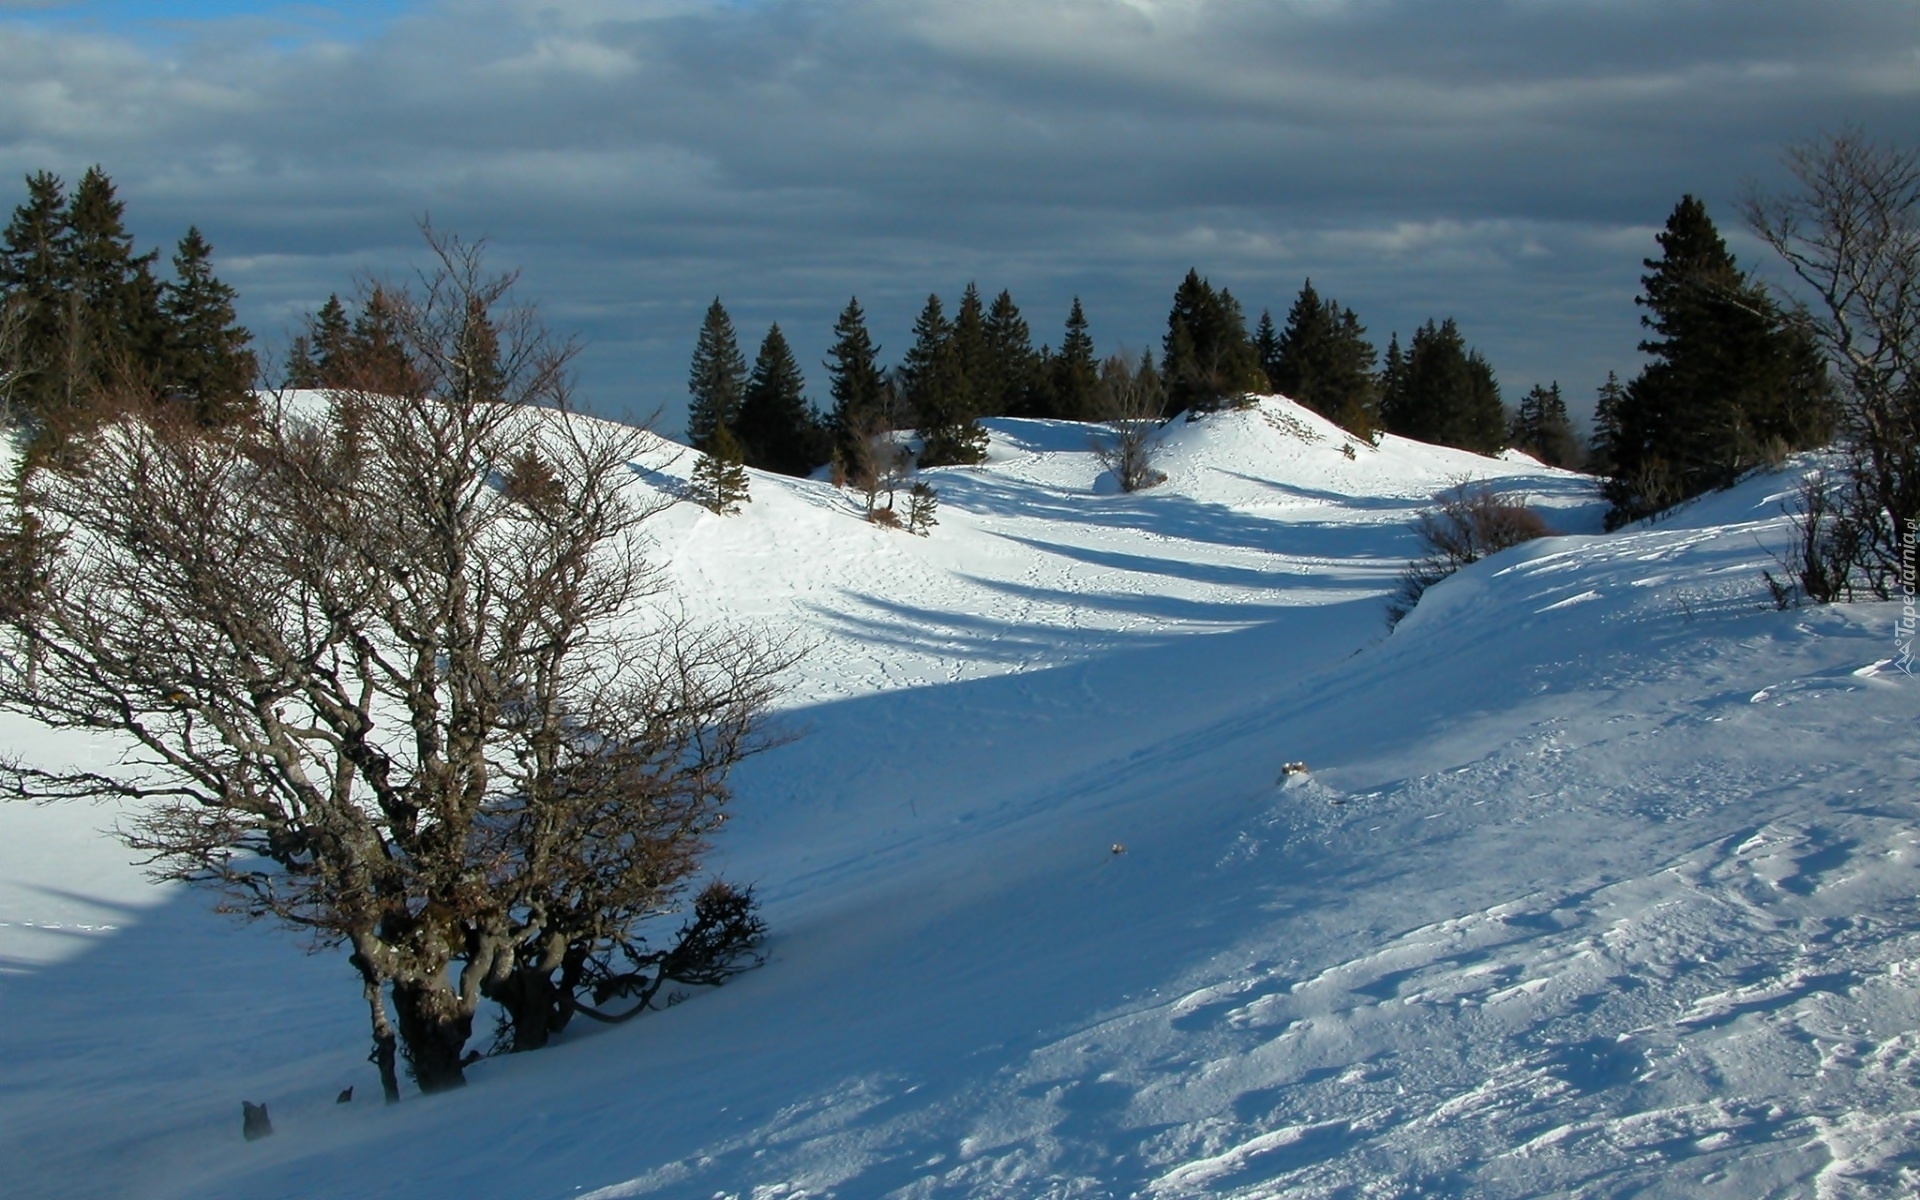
(0, 397), (1914, 1199)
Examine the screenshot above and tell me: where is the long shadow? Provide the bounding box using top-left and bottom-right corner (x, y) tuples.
(989, 531), (1402, 592)
(929, 471), (1401, 559)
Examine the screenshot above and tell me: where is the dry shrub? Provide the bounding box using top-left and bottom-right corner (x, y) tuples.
(1388, 482), (1555, 625)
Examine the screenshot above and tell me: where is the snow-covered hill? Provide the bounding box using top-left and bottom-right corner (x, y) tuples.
(1, 398), (1914, 1199)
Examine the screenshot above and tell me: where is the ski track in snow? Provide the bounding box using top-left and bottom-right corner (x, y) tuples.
(0, 399), (1915, 1200)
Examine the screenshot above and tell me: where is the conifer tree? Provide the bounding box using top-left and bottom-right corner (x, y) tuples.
(65, 166), (166, 392)
(689, 420), (751, 515)
(981, 289), (1038, 417)
(346, 286), (418, 395)
(1604, 195), (1832, 525)
(0, 171), (71, 422)
(1586, 371), (1626, 478)
(951, 283), (990, 418)
(283, 334), (318, 389)
(1507, 382), (1580, 468)
(902, 293), (986, 467)
(905, 480), (939, 535)
(1379, 318), (1505, 454)
(1269, 278), (1379, 437)
(1253, 308), (1281, 393)
(312, 294), (352, 385)
(825, 296), (886, 483)
(1050, 297), (1100, 421)
(160, 227), (256, 424)
(1, 168), (169, 427)
(738, 322), (824, 476)
(687, 297), (747, 452)
(1161, 269), (1263, 415)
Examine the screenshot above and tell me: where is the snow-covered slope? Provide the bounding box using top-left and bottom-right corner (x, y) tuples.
(1, 398), (1913, 1199)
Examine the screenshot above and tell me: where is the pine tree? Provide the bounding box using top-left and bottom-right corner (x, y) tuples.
(0, 168), (168, 427)
(1605, 195), (1833, 525)
(0, 171), (72, 423)
(1051, 297), (1100, 420)
(825, 296), (886, 484)
(346, 286), (417, 395)
(1379, 318), (1505, 454)
(1269, 278), (1379, 437)
(1507, 382), (1579, 468)
(311, 294), (352, 385)
(283, 334), (318, 389)
(451, 292), (503, 406)
(951, 283), (990, 418)
(1587, 371), (1625, 477)
(902, 293), (986, 467)
(687, 297), (747, 452)
(1161, 269), (1263, 415)
(738, 322), (824, 476)
(905, 480), (939, 536)
(689, 421), (751, 514)
(65, 166), (166, 394)
(160, 227), (255, 424)
(981, 289), (1038, 417)
(1253, 308), (1281, 393)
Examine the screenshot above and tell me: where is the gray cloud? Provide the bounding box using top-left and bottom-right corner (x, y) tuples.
(2, 0), (1916, 433)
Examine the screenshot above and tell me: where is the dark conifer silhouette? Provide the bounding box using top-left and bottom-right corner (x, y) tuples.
(1161, 269), (1263, 415)
(738, 323), (825, 476)
(825, 296), (886, 485)
(1379, 318), (1505, 455)
(687, 297), (747, 452)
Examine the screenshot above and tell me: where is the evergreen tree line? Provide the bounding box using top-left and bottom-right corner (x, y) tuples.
(0, 168), (256, 437)
(684, 268), (1558, 493)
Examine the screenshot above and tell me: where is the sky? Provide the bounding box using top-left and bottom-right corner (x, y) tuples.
(2, 0), (1917, 437)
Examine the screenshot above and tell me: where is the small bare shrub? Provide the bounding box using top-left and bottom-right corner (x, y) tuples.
(1387, 482), (1555, 625)
(1764, 470), (1859, 608)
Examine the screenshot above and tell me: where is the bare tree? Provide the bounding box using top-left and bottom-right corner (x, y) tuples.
(1746, 129), (1920, 598)
(0, 230), (796, 1098)
(1092, 350), (1168, 492)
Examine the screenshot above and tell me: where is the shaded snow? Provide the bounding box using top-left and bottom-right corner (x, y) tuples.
(1, 397), (1914, 1199)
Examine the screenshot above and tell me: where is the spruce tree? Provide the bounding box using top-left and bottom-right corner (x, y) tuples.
(1161, 269), (1263, 415)
(902, 293), (986, 466)
(1380, 318), (1505, 454)
(1253, 308), (1281, 393)
(1507, 382), (1579, 468)
(160, 227), (255, 424)
(283, 334), (319, 389)
(1605, 195), (1833, 525)
(1587, 371), (1626, 477)
(825, 296), (886, 486)
(981, 289), (1038, 417)
(1270, 278), (1379, 437)
(65, 166), (165, 393)
(951, 283), (990, 418)
(1051, 297), (1100, 421)
(738, 322), (824, 476)
(687, 297), (747, 452)
(689, 420), (751, 514)
(0, 171), (71, 423)
(346, 287), (417, 395)
(311, 294), (352, 386)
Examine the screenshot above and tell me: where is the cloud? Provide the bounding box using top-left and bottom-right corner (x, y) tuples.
(0, 0), (1916, 431)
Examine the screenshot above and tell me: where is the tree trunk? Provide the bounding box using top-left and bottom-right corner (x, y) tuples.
(488, 965), (575, 1053)
(364, 978), (401, 1104)
(390, 979), (474, 1093)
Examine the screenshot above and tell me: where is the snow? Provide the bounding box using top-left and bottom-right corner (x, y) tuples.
(1, 395), (1915, 1198)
